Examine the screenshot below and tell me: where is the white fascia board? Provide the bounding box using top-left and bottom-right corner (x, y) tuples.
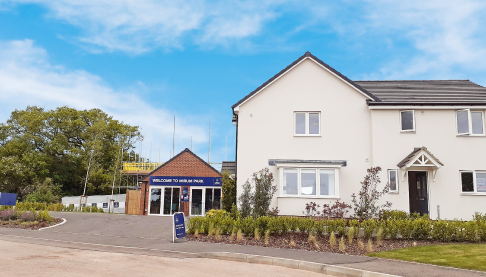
(369, 105), (486, 110)
(233, 57), (374, 110)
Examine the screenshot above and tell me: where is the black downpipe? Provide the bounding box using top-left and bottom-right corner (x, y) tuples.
(233, 111), (238, 201)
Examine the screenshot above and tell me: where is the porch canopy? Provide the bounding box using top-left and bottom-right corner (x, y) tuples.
(397, 147), (444, 181)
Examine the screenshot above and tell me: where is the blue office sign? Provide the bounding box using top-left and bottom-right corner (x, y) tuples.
(0, 193), (17, 206)
(150, 176), (222, 187)
(173, 212), (186, 242)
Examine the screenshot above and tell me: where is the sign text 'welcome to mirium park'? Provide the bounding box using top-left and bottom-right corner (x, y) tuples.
(149, 176), (222, 186)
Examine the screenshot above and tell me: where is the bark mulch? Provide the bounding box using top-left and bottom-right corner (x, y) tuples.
(187, 233), (446, 255)
(0, 218), (63, 230)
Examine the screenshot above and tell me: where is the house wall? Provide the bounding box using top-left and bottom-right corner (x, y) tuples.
(236, 58), (375, 216)
(371, 109), (486, 219)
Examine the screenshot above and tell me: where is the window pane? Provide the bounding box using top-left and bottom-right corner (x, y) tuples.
(320, 169), (335, 196)
(295, 113), (305, 134)
(476, 173), (486, 193)
(149, 188), (161, 214)
(301, 169), (316, 195)
(191, 189), (203, 215)
(389, 170), (397, 191)
(457, 110), (470, 134)
(471, 112), (484, 134)
(309, 113), (319, 134)
(283, 169), (298, 195)
(461, 172), (474, 192)
(401, 111), (414, 131)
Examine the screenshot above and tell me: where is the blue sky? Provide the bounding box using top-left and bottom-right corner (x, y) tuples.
(1, 1), (486, 169)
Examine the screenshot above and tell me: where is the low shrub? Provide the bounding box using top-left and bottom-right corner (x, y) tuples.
(36, 210), (54, 222)
(0, 210), (17, 221)
(20, 211), (36, 222)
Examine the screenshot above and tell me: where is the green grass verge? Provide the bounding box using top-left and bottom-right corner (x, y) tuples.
(369, 244), (486, 271)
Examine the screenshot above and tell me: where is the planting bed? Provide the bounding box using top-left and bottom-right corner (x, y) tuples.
(187, 233), (446, 255)
(0, 218), (63, 230)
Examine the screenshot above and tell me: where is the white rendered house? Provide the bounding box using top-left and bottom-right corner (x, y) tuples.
(232, 52), (486, 220)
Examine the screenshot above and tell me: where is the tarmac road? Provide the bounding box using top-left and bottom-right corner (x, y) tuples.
(0, 212), (484, 277)
(0, 240), (329, 277)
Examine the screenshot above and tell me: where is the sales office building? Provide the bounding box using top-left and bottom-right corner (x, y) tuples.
(139, 148), (222, 217)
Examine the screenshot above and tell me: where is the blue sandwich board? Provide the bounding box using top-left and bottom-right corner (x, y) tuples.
(173, 212), (186, 242)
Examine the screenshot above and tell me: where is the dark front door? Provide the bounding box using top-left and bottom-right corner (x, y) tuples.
(408, 171), (428, 215)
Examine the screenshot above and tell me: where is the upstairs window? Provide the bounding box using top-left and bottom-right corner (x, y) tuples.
(461, 171), (486, 193)
(457, 109), (484, 135)
(295, 112), (320, 136)
(400, 110), (415, 132)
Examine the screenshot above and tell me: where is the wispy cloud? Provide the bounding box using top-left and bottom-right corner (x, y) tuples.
(0, 39), (211, 161)
(360, 0), (486, 82)
(5, 0), (286, 54)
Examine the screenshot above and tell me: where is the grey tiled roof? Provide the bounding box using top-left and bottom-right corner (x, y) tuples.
(221, 161), (236, 174)
(355, 80), (486, 105)
(397, 147), (444, 168)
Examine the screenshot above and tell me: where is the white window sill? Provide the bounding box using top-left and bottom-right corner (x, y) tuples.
(388, 191), (399, 194)
(278, 195), (339, 199)
(400, 130), (415, 133)
(456, 134), (485, 137)
(294, 134), (321, 137)
(461, 192), (486, 196)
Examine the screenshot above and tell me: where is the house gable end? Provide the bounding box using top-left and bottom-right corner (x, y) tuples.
(142, 148), (221, 181)
(232, 52), (379, 111)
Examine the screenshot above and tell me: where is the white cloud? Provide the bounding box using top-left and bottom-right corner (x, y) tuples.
(0, 39), (212, 161)
(362, 0), (486, 81)
(6, 0), (284, 54)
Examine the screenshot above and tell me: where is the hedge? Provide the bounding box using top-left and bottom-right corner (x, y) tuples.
(188, 210), (486, 243)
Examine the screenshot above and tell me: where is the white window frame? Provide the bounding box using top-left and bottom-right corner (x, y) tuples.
(400, 110), (415, 132)
(148, 186), (181, 216)
(460, 170), (486, 195)
(279, 166), (339, 198)
(294, 112), (321, 136)
(189, 187), (222, 216)
(456, 109), (485, 136)
(387, 169), (399, 193)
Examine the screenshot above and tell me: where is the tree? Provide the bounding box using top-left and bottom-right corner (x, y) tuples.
(221, 171), (236, 212)
(238, 180), (253, 218)
(351, 167), (392, 220)
(0, 106), (141, 199)
(237, 168), (277, 217)
(252, 168), (276, 217)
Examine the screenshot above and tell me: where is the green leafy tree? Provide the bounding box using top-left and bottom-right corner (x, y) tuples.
(238, 180), (253, 218)
(221, 171), (236, 212)
(25, 178), (62, 204)
(252, 168), (276, 217)
(0, 106), (141, 199)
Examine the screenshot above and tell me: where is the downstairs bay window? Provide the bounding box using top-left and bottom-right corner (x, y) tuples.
(282, 168), (338, 197)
